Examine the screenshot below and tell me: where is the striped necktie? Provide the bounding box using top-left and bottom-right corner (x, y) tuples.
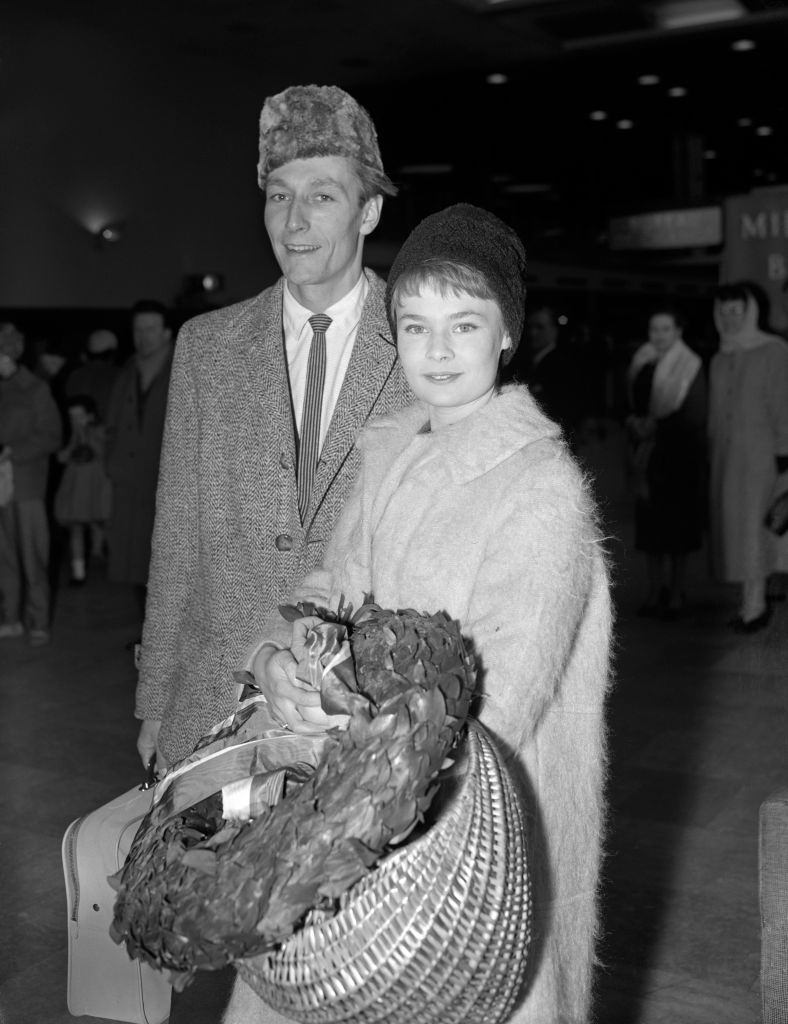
(297, 313), (332, 523)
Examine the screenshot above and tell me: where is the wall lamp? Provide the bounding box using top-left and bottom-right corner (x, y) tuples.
(94, 220), (125, 246)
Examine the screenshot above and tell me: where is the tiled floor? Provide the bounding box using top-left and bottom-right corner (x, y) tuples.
(0, 507), (785, 1024)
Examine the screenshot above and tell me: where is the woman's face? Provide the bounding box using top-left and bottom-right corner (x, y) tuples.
(716, 298), (747, 335)
(648, 313), (681, 356)
(395, 285), (511, 429)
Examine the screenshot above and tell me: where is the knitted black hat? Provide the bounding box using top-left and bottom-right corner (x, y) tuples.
(386, 204), (527, 362)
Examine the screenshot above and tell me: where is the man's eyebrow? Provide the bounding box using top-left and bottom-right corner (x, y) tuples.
(266, 175), (345, 190)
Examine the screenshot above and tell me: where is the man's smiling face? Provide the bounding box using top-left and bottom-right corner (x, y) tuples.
(263, 155), (381, 310)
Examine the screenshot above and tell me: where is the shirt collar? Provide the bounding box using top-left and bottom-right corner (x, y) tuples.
(283, 272), (369, 340)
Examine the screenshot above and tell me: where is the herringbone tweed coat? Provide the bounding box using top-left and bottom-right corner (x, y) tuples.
(135, 270), (409, 763)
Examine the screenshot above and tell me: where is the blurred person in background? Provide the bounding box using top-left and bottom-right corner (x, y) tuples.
(54, 394), (112, 585)
(708, 281), (788, 632)
(105, 300), (173, 625)
(34, 336), (74, 419)
(524, 305), (582, 444)
(626, 307), (706, 618)
(0, 323), (62, 645)
(66, 328), (120, 422)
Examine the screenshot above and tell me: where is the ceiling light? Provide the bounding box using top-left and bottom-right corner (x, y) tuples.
(486, 72), (508, 85)
(655, 0), (746, 30)
(616, 119), (634, 130)
(731, 38), (756, 51)
(737, 117), (752, 127)
(756, 125), (773, 136)
(638, 74), (660, 86)
(589, 110), (608, 121)
(668, 86), (688, 98)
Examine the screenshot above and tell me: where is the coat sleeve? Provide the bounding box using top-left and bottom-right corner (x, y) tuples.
(464, 452), (610, 757)
(135, 327), (199, 721)
(766, 342), (788, 455)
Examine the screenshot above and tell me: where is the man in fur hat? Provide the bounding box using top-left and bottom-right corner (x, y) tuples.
(135, 85), (408, 774)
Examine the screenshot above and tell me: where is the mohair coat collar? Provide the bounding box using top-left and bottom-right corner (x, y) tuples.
(359, 384), (562, 485)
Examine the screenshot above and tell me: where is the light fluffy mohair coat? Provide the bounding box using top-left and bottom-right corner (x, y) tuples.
(225, 385), (613, 1024)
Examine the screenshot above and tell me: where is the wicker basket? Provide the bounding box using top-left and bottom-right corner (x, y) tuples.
(239, 721), (530, 1024)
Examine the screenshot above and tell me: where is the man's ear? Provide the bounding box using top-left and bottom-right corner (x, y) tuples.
(501, 332), (513, 352)
(360, 195), (383, 237)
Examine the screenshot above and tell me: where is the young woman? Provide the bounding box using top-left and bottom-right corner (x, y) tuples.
(227, 205), (613, 1024)
(708, 281), (788, 631)
(626, 307), (706, 618)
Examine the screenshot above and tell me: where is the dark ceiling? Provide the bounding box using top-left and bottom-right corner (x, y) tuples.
(6, 0), (788, 271)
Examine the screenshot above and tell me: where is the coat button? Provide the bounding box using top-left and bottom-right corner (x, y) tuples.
(274, 534), (293, 552)
(279, 452), (290, 469)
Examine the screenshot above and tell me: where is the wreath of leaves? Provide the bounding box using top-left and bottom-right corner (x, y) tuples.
(110, 601), (476, 990)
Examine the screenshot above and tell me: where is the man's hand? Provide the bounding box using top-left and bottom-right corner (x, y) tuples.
(252, 644), (349, 735)
(136, 718), (165, 774)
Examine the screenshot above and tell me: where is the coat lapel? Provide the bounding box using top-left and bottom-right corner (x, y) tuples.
(306, 272), (397, 527)
(243, 280), (297, 460)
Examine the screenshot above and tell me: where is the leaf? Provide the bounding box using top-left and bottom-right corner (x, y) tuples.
(112, 602), (476, 986)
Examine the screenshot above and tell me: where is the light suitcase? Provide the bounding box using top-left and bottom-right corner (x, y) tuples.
(61, 783), (171, 1023)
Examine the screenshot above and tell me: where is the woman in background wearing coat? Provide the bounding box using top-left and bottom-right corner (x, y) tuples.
(227, 205), (613, 1024)
(708, 281), (788, 632)
(626, 306), (706, 618)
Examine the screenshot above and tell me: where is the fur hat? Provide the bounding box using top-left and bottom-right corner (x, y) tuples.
(257, 84), (396, 196)
(0, 323), (24, 361)
(386, 204), (527, 362)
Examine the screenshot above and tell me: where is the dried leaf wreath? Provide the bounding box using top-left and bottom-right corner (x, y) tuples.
(110, 600), (476, 990)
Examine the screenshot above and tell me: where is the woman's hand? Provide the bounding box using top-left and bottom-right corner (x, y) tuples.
(252, 643), (349, 735)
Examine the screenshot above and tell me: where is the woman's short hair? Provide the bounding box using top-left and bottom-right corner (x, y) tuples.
(714, 279), (772, 331)
(389, 259), (499, 321)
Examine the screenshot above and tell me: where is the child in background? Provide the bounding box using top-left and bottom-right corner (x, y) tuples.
(54, 394), (112, 585)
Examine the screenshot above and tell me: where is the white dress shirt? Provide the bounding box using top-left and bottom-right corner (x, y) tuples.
(283, 272), (370, 451)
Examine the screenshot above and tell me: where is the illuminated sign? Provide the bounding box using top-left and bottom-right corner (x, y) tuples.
(609, 206), (723, 250)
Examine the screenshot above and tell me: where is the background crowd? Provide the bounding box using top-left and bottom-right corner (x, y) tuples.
(0, 299), (174, 646)
(2, 277), (788, 648)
